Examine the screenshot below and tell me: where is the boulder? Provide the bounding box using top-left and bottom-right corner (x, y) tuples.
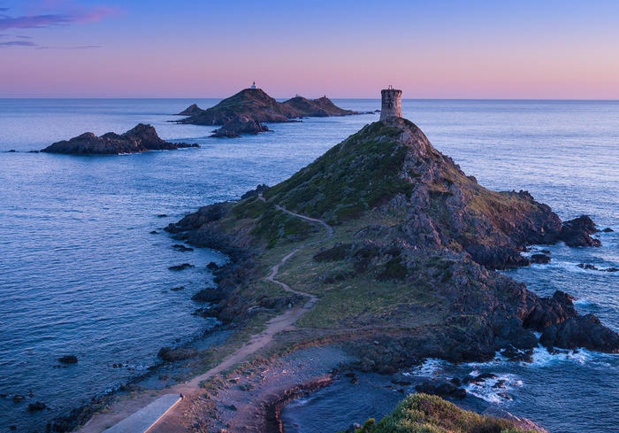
(415, 379), (466, 399)
(540, 313), (619, 353)
(530, 253), (551, 264)
(560, 215), (601, 247)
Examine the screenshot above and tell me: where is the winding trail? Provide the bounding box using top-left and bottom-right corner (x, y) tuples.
(79, 201), (332, 433)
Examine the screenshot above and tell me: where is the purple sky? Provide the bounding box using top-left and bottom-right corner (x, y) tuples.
(1, 0), (619, 98)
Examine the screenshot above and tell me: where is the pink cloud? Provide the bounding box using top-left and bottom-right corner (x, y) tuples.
(0, 4), (120, 30)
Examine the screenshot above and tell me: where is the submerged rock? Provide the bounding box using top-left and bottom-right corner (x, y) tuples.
(58, 355), (78, 364)
(530, 253), (551, 264)
(41, 124), (199, 155)
(157, 346), (197, 362)
(28, 401), (47, 412)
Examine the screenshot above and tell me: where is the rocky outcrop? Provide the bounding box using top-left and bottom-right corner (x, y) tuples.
(281, 95), (356, 117)
(177, 103), (203, 116)
(540, 313), (619, 352)
(211, 115), (269, 138)
(58, 355), (78, 364)
(41, 124), (199, 155)
(177, 88), (362, 136)
(169, 116), (617, 366)
(560, 215), (601, 247)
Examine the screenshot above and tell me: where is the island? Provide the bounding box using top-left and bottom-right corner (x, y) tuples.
(41, 123), (199, 155)
(176, 87), (367, 137)
(62, 91), (617, 433)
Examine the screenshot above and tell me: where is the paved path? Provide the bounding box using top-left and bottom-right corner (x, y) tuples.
(99, 394), (181, 433)
(85, 201), (332, 433)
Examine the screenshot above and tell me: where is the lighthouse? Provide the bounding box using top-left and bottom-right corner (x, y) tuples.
(380, 86), (402, 120)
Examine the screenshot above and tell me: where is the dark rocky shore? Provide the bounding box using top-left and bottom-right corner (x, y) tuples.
(176, 88), (367, 137)
(41, 123), (199, 155)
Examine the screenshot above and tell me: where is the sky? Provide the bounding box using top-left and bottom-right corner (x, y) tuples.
(1, 0), (618, 99)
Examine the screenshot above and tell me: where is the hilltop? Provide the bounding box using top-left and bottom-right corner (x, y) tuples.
(176, 88), (364, 137)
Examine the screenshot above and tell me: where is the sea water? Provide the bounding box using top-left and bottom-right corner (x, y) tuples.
(0, 99), (617, 432)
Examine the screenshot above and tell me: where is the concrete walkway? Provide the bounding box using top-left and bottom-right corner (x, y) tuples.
(103, 394), (181, 433)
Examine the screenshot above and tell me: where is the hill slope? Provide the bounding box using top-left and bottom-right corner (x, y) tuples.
(168, 117), (617, 367)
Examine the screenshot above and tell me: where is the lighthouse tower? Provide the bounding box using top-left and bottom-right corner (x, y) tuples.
(380, 86), (402, 120)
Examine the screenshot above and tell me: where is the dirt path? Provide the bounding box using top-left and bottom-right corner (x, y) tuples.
(79, 203), (332, 433)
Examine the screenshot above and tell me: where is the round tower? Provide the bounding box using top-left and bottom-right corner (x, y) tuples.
(380, 86), (402, 120)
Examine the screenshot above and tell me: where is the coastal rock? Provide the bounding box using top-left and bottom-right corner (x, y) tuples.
(560, 215), (601, 247)
(415, 379), (466, 399)
(168, 263), (194, 271)
(58, 355), (78, 364)
(465, 245), (530, 269)
(191, 288), (223, 303)
(281, 95), (356, 117)
(540, 313), (619, 353)
(41, 124), (199, 155)
(211, 115), (269, 138)
(157, 346), (198, 362)
(530, 253), (551, 264)
(27, 401), (47, 412)
(177, 103), (203, 116)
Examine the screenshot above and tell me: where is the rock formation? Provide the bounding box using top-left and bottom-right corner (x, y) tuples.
(167, 116), (619, 367)
(41, 124), (199, 155)
(176, 88), (363, 137)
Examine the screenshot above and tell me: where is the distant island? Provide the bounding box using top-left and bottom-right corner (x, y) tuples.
(41, 124), (199, 155)
(176, 87), (371, 137)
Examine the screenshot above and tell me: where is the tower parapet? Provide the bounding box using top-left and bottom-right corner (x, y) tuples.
(380, 86), (402, 120)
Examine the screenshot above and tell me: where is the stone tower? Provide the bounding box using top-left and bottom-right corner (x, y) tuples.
(380, 86), (402, 120)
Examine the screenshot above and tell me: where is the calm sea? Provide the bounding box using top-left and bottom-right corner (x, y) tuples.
(0, 99), (617, 432)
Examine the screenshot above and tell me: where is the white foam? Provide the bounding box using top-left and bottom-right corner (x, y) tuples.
(410, 358), (447, 377)
(528, 345), (591, 366)
(463, 372), (522, 404)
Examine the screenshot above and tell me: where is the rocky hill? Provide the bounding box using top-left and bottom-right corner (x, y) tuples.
(177, 88), (364, 137)
(41, 124), (199, 155)
(167, 116), (617, 369)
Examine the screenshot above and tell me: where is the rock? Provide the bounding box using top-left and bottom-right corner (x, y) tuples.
(206, 261), (220, 270)
(540, 313), (619, 353)
(606, 267), (619, 272)
(577, 263), (599, 270)
(211, 115), (269, 138)
(415, 379), (466, 399)
(530, 253), (551, 264)
(179, 88), (361, 129)
(12, 394), (26, 402)
(41, 124), (199, 155)
(28, 401), (47, 412)
(168, 263), (194, 271)
(157, 214), (168, 218)
(170, 286), (185, 292)
(602, 227), (614, 233)
(500, 346), (533, 363)
(560, 215), (601, 247)
(191, 289), (223, 303)
(523, 291), (577, 331)
(149, 230), (158, 234)
(172, 244), (194, 252)
(177, 103), (203, 116)
(391, 372), (413, 385)
(465, 245), (530, 269)
(58, 355), (78, 364)
(157, 346), (198, 362)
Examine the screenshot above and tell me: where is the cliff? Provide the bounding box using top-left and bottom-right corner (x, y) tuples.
(41, 124), (199, 155)
(177, 88), (363, 137)
(167, 117), (617, 367)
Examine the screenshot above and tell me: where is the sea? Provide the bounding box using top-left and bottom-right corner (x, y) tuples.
(0, 98), (617, 432)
